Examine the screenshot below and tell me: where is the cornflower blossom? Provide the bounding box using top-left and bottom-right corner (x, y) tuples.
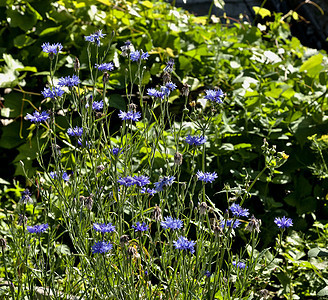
(274, 216), (293, 229)
(161, 217), (183, 230)
(20, 189), (33, 204)
(147, 88), (165, 99)
(166, 82), (177, 91)
(121, 40), (132, 57)
(230, 204), (250, 218)
(93, 223), (115, 233)
(41, 42), (63, 55)
(204, 89), (224, 104)
(77, 139), (90, 148)
(118, 110), (141, 122)
(196, 171), (218, 183)
(91, 241), (113, 254)
(62, 172), (70, 182)
(232, 261), (247, 269)
(164, 59), (174, 73)
(26, 111), (50, 123)
(95, 62), (114, 71)
(111, 147), (123, 156)
(117, 175), (150, 187)
(67, 126), (83, 137)
(49, 171), (57, 179)
(41, 86), (65, 99)
(58, 75), (80, 87)
(27, 224), (49, 234)
(185, 135), (206, 146)
(204, 271), (212, 278)
(130, 50), (140, 61)
(173, 236), (196, 254)
(132, 222), (148, 232)
(140, 187), (157, 196)
(84, 30), (106, 46)
(141, 51), (150, 60)
(92, 100), (104, 111)
(220, 219), (241, 229)
(154, 176), (175, 192)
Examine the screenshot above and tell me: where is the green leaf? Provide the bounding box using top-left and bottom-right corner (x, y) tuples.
(253, 6), (271, 18)
(108, 94), (126, 110)
(300, 53), (323, 77)
(317, 286), (328, 297)
(13, 34), (36, 49)
(213, 0), (225, 9)
(39, 26), (62, 37)
(308, 247), (328, 258)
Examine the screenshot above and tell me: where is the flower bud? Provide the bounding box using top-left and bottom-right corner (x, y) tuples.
(152, 204), (162, 222)
(174, 152), (183, 165)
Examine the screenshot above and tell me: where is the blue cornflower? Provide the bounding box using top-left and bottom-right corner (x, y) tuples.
(196, 171), (218, 183)
(220, 219), (241, 229)
(232, 261), (247, 269)
(118, 110), (141, 121)
(274, 216), (293, 229)
(91, 241), (113, 254)
(173, 236), (196, 254)
(92, 100), (104, 111)
(58, 75), (80, 87)
(160, 86), (171, 97)
(27, 223), (49, 234)
(164, 59), (174, 73)
(41, 43), (63, 55)
(95, 62), (114, 71)
(133, 175), (151, 187)
(67, 126), (83, 137)
(132, 222), (148, 232)
(204, 271), (212, 278)
(20, 189), (33, 204)
(140, 187), (157, 196)
(230, 204), (249, 218)
(93, 223), (115, 233)
(161, 216), (183, 230)
(141, 51), (150, 60)
(204, 89), (224, 104)
(166, 82), (177, 91)
(185, 135), (206, 146)
(77, 139), (90, 148)
(26, 111), (50, 123)
(147, 88), (165, 99)
(49, 171), (57, 179)
(84, 30), (106, 46)
(41, 86), (65, 99)
(111, 147), (123, 156)
(117, 176), (135, 187)
(130, 50), (140, 61)
(154, 176), (175, 192)
(62, 172), (70, 182)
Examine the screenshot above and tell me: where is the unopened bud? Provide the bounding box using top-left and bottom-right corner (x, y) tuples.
(74, 57), (80, 72)
(0, 238), (7, 250)
(152, 204), (162, 222)
(120, 234), (130, 247)
(198, 202), (208, 215)
(174, 152), (183, 165)
(181, 83), (190, 97)
(102, 72), (109, 84)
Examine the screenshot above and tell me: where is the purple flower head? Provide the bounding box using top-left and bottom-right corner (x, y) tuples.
(93, 223), (115, 234)
(204, 89), (224, 104)
(161, 216), (183, 230)
(232, 261), (247, 269)
(111, 147), (123, 156)
(27, 223), (49, 234)
(132, 222), (148, 232)
(84, 30), (106, 46)
(62, 172), (70, 182)
(118, 175), (150, 187)
(20, 189), (33, 204)
(196, 171), (218, 183)
(95, 62), (114, 72)
(274, 216), (293, 229)
(41, 87), (65, 99)
(58, 75), (80, 87)
(164, 59), (174, 73)
(230, 204), (249, 218)
(26, 111), (50, 123)
(41, 43), (63, 55)
(185, 135), (206, 146)
(160, 86), (171, 97)
(77, 139), (90, 148)
(118, 110), (141, 122)
(91, 241), (113, 254)
(173, 236), (196, 254)
(49, 171), (57, 179)
(140, 187), (157, 196)
(154, 176), (175, 192)
(67, 126), (83, 137)
(92, 100), (104, 111)
(166, 82), (177, 91)
(141, 51), (150, 60)
(147, 88), (165, 99)
(220, 219), (241, 229)
(130, 50), (140, 62)
(204, 271), (212, 278)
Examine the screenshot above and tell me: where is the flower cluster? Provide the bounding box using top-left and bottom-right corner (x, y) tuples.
(41, 86), (65, 99)
(20, 189), (33, 204)
(204, 89), (224, 104)
(26, 111), (50, 123)
(118, 175), (150, 187)
(93, 223), (115, 234)
(58, 75), (80, 87)
(185, 135), (206, 146)
(274, 216), (293, 229)
(95, 62), (114, 71)
(132, 222), (148, 232)
(91, 241), (113, 254)
(230, 204), (249, 218)
(147, 82), (177, 99)
(196, 171), (218, 183)
(161, 217), (183, 230)
(84, 30), (106, 46)
(173, 236), (196, 254)
(67, 127), (83, 137)
(27, 223), (49, 234)
(154, 176), (175, 192)
(118, 110), (141, 122)
(130, 50), (149, 62)
(92, 100), (104, 111)
(41, 42), (63, 55)
(220, 219), (241, 229)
